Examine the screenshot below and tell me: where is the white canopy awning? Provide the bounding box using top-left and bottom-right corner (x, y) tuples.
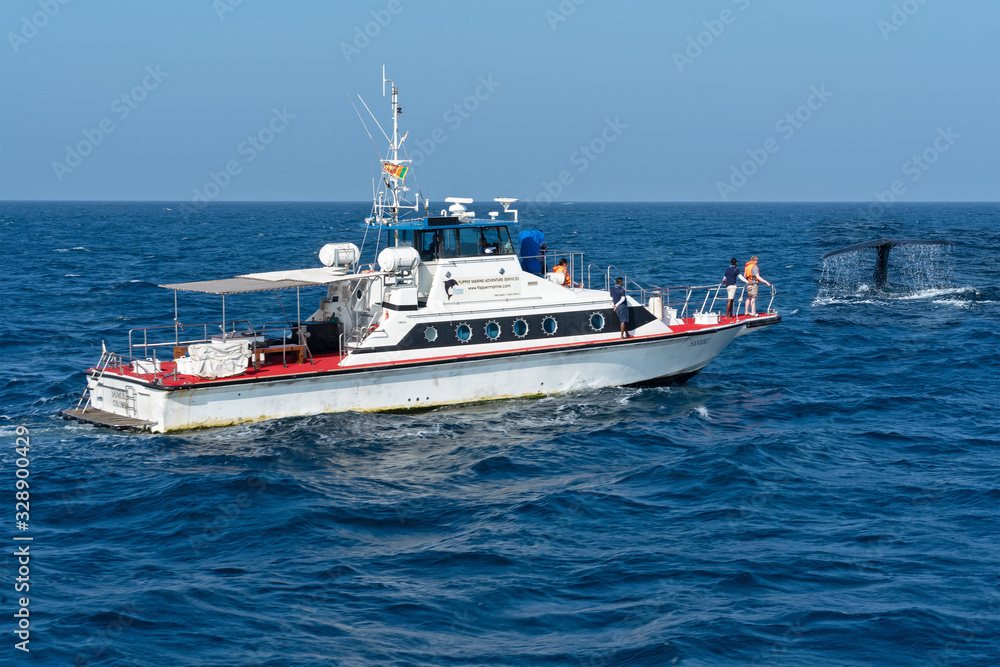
(237, 266), (350, 284)
(159, 267), (380, 295)
(158, 278), (314, 295)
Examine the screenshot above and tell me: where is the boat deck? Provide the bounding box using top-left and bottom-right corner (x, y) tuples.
(61, 407), (157, 429)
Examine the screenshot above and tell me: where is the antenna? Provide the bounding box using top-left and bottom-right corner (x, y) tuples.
(357, 94), (390, 143)
(349, 95), (384, 163)
(360, 68), (418, 227)
(494, 197), (519, 223)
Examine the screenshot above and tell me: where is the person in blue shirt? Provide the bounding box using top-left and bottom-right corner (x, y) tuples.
(720, 257), (748, 319)
(610, 277), (629, 338)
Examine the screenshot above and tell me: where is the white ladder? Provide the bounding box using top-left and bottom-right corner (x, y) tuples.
(76, 343), (114, 414)
(125, 385), (138, 418)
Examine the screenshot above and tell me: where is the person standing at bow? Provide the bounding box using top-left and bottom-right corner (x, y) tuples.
(610, 277), (629, 338)
(743, 255), (772, 316)
(721, 257), (748, 319)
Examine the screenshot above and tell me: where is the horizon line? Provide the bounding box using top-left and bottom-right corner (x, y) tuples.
(1, 199), (997, 205)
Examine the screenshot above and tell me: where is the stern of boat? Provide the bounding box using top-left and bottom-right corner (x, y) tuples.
(62, 350), (167, 432)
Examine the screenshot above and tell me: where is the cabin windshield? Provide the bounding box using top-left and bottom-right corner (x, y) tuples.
(393, 229), (415, 248)
(390, 225), (513, 261)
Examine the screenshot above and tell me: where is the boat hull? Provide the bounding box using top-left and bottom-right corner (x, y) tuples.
(75, 319), (771, 432)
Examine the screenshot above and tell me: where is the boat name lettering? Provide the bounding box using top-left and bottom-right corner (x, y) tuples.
(689, 338), (709, 346)
(110, 387), (129, 409)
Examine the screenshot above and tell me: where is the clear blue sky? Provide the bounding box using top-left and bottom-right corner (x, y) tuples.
(1, 0), (997, 202)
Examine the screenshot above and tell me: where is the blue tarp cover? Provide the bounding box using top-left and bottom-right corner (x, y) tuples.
(519, 230), (545, 274)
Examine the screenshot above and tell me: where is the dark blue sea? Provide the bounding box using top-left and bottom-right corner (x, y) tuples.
(1, 201), (998, 666)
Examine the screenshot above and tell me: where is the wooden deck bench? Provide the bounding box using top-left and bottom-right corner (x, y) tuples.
(252, 344), (304, 369)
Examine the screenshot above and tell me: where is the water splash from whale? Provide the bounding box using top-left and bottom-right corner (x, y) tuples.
(818, 238), (954, 301)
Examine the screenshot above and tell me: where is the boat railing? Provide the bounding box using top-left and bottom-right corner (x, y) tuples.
(705, 283), (730, 315)
(88, 348), (172, 384)
(654, 284), (725, 319)
(707, 283), (777, 316)
(764, 284), (777, 314)
(129, 320), (255, 359)
(520, 250), (585, 287)
(585, 265), (777, 319)
(589, 264), (656, 303)
(129, 320), (324, 370)
(664, 283), (777, 319)
(342, 308), (383, 350)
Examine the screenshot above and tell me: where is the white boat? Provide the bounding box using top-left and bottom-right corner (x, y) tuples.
(62, 71), (780, 433)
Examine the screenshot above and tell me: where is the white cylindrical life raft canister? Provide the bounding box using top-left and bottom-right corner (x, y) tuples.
(377, 246), (421, 273)
(319, 243), (361, 267)
(648, 295), (663, 320)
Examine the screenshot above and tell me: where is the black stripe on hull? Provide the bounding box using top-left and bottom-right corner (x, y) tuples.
(361, 305), (656, 355)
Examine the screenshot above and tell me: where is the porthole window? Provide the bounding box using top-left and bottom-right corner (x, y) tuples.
(589, 312), (605, 331)
(485, 321), (501, 340)
(424, 326), (438, 342)
(542, 316), (558, 336)
(456, 323), (472, 342)
(512, 318), (529, 338)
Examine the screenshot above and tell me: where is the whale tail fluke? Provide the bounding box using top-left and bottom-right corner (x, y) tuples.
(822, 238), (953, 288)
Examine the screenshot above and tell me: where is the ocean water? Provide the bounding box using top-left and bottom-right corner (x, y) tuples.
(1, 201), (998, 666)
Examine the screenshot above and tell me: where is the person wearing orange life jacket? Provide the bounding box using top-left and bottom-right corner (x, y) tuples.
(553, 258), (582, 288)
(742, 255), (771, 316)
(720, 257), (749, 319)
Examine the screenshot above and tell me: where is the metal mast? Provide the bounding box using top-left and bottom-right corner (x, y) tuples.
(381, 66), (409, 224)
(361, 67), (420, 230)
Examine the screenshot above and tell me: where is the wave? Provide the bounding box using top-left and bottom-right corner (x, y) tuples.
(897, 286), (976, 300)
(6, 201), (999, 667)
(812, 285), (980, 307)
